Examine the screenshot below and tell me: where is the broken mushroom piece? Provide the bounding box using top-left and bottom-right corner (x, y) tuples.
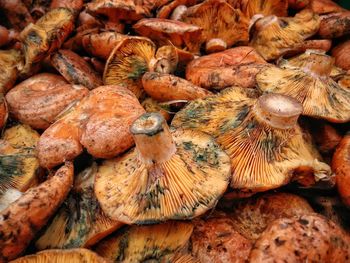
(0, 49), (24, 94)
(229, 192), (314, 240)
(95, 112), (231, 224)
(190, 215), (253, 263)
(172, 87), (333, 193)
(0, 162), (74, 263)
(142, 72), (212, 102)
(133, 18), (202, 53)
(257, 51), (350, 123)
(37, 85), (145, 168)
(94, 221), (193, 262)
(103, 37), (156, 98)
(318, 12), (350, 38)
(10, 248), (109, 263)
(181, 0), (249, 53)
(241, 0), (288, 18)
(249, 214), (350, 262)
(186, 46), (267, 90)
(19, 7), (75, 74)
(0, 124), (41, 195)
(250, 9), (320, 61)
(5, 73), (89, 130)
(332, 134), (350, 207)
(50, 49), (103, 90)
(36, 163), (122, 250)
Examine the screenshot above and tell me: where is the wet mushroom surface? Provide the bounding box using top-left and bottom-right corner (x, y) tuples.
(0, 1), (349, 263)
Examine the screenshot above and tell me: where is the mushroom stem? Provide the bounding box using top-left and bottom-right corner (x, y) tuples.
(170, 5), (188, 21)
(253, 94), (302, 129)
(131, 113), (176, 165)
(206, 38), (227, 53)
(301, 50), (334, 78)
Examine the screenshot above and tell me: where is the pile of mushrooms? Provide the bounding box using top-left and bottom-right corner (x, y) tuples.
(0, 0), (350, 262)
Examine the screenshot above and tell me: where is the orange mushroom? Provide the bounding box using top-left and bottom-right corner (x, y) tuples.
(318, 11), (350, 38)
(307, 0), (345, 14)
(332, 40), (350, 71)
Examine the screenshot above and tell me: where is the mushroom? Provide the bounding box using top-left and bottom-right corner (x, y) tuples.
(0, 95), (8, 130)
(281, 39), (332, 57)
(19, 7), (75, 74)
(10, 248), (109, 263)
(185, 46), (267, 90)
(190, 215), (253, 263)
(157, 0), (197, 19)
(0, 0), (34, 31)
(0, 49), (24, 94)
(332, 40), (350, 71)
(142, 72), (212, 102)
(332, 133), (350, 207)
(37, 85), (145, 168)
(0, 188), (22, 212)
(241, 0), (288, 18)
(133, 18), (202, 53)
(181, 0), (249, 53)
(0, 162), (74, 262)
(171, 253), (200, 263)
(249, 214), (350, 262)
(5, 73), (89, 130)
(50, 0), (84, 13)
(141, 97), (171, 122)
(172, 87), (333, 193)
(228, 192), (314, 240)
(256, 50), (350, 123)
(0, 124), (41, 195)
(250, 9), (320, 61)
(308, 121), (342, 154)
(318, 11), (350, 38)
(288, 0), (309, 9)
(94, 112), (231, 224)
(307, 0), (345, 14)
(36, 163), (122, 250)
(94, 221), (193, 262)
(50, 49), (103, 90)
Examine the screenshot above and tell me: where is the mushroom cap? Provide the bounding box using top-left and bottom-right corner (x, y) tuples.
(5, 73), (89, 130)
(229, 192), (314, 240)
(250, 9), (320, 60)
(10, 248), (109, 263)
(0, 124), (41, 194)
(172, 87), (333, 192)
(332, 39), (350, 71)
(142, 72), (212, 102)
(185, 46), (267, 89)
(181, 0), (249, 50)
(256, 54), (350, 123)
(36, 163), (122, 250)
(50, 49), (103, 90)
(133, 18), (202, 53)
(95, 122), (230, 223)
(86, 0), (151, 22)
(103, 37), (156, 98)
(0, 49), (23, 94)
(171, 253), (200, 263)
(318, 12), (350, 39)
(94, 221), (193, 262)
(190, 215), (253, 263)
(241, 0), (288, 18)
(141, 98), (171, 122)
(0, 95), (8, 130)
(308, 0), (345, 15)
(249, 214), (350, 262)
(20, 8), (75, 74)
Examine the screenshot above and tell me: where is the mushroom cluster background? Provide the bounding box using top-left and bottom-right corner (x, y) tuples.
(0, 0), (350, 262)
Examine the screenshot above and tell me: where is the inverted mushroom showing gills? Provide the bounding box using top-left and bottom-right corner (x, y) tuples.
(172, 87), (333, 193)
(257, 50), (350, 123)
(95, 112), (231, 224)
(241, 0), (288, 18)
(94, 221), (193, 262)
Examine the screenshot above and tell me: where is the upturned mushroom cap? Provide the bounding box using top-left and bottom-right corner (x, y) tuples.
(133, 18), (202, 53)
(250, 9), (320, 60)
(229, 192), (314, 240)
(249, 214), (350, 262)
(36, 163), (122, 250)
(5, 73), (89, 130)
(94, 221), (193, 262)
(142, 72), (212, 102)
(181, 0), (249, 53)
(241, 0), (288, 18)
(95, 112), (231, 224)
(172, 87), (333, 193)
(50, 49), (103, 90)
(103, 37), (156, 98)
(257, 51), (350, 123)
(10, 248), (109, 263)
(37, 85), (145, 168)
(20, 8), (75, 74)
(0, 49), (24, 94)
(0, 124), (41, 194)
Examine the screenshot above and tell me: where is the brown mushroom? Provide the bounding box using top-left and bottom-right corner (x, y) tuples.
(0, 49), (24, 94)
(0, 95), (8, 130)
(157, 0), (197, 19)
(332, 40), (350, 71)
(5, 73), (89, 130)
(307, 0), (345, 14)
(50, 49), (103, 90)
(50, 0), (84, 12)
(241, 0), (288, 18)
(0, 0), (33, 31)
(309, 121), (342, 154)
(318, 11), (350, 38)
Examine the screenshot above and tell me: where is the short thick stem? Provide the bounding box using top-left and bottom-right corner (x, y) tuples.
(253, 93), (302, 129)
(131, 112), (176, 165)
(302, 50), (334, 78)
(206, 38), (227, 53)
